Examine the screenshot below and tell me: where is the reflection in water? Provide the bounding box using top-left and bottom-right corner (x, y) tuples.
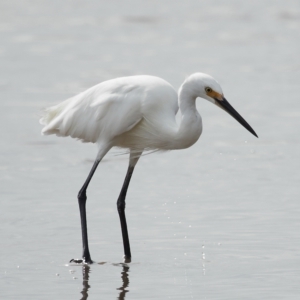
(80, 265), (91, 300)
(78, 263), (130, 300)
(117, 264), (130, 300)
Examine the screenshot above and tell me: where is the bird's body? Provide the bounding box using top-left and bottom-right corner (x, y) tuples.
(41, 75), (202, 152)
(40, 73), (257, 264)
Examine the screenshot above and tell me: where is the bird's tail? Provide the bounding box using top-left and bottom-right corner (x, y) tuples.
(39, 97), (72, 135)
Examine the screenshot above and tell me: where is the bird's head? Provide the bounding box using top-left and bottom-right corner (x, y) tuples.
(184, 73), (258, 138)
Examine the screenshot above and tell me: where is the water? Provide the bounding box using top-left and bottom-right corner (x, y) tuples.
(1, 0), (300, 299)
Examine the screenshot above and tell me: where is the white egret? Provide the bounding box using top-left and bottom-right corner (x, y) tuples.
(40, 73), (257, 264)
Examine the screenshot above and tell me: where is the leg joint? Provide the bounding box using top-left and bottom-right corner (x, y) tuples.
(117, 200), (126, 211)
(78, 189), (87, 202)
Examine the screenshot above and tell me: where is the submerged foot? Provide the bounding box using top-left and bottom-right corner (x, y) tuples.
(70, 258), (93, 264)
(123, 255), (131, 263)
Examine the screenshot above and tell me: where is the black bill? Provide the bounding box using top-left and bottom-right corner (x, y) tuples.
(215, 97), (258, 138)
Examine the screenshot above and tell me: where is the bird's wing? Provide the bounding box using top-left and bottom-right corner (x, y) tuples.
(41, 79), (143, 143)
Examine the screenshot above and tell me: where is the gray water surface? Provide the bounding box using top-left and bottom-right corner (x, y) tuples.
(1, 0), (300, 299)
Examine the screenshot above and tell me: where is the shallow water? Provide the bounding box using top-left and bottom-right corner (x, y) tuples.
(1, 0), (300, 299)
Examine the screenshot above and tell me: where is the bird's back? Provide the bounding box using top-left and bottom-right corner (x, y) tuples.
(40, 75), (179, 146)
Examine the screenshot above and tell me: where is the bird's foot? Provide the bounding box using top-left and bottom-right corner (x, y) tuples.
(123, 255), (131, 263)
(69, 258), (93, 264)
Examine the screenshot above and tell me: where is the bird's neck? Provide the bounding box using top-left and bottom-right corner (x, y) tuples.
(172, 85), (202, 149)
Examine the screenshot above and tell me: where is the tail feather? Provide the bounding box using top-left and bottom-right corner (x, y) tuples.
(40, 98), (73, 135)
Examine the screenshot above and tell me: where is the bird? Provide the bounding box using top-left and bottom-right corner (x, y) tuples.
(40, 72), (258, 264)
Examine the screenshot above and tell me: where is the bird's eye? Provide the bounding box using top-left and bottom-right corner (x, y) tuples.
(205, 87), (212, 93)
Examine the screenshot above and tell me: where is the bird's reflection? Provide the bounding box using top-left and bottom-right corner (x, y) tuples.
(80, 265), (91, 300)
(116, 264), (130, 300)
(78, 263), (130, 300)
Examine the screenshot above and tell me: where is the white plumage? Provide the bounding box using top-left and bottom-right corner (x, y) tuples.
(40, 75), (180, 150)
(40, 73), (257, 264)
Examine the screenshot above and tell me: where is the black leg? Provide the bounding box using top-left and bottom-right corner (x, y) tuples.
(117, 165), (135, 262)
(70, 159), (100, 264)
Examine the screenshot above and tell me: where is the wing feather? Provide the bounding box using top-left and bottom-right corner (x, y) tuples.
(41, 79), (143, 143)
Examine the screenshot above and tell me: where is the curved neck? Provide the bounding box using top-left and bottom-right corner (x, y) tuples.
(172, 84), (202, 149)
(178, 82), (197, 114)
